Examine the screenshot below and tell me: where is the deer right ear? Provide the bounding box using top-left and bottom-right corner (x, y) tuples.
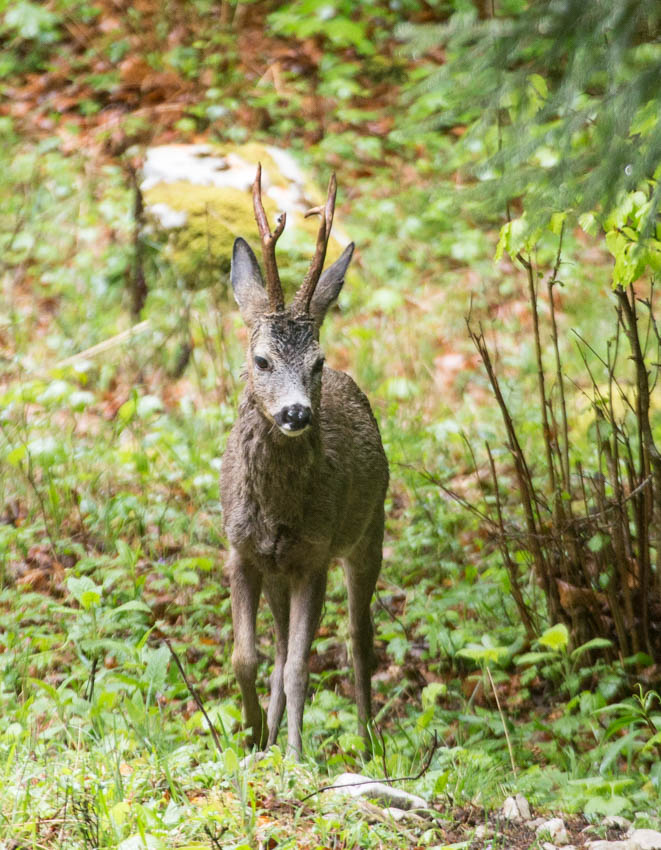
(230, 238), (270, 326)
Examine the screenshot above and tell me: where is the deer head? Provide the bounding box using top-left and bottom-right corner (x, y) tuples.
(230, 164), (354, 437)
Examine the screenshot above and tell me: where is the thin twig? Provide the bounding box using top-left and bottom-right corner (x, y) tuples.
(486, 442), (536, 639)
(299, 732), (439, 803)
(204, 825), (225, 850)
(56, 320), (151, 368)
(157, 630), (224, 756)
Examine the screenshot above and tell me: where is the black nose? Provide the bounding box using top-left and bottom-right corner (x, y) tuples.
(276, 404), (311, 431)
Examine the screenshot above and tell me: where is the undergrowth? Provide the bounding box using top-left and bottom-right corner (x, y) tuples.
(1, 2), (661, 847)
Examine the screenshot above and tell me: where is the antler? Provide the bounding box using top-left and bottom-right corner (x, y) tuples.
(252, 163), (286, 312)
(292, 172), (337, 315)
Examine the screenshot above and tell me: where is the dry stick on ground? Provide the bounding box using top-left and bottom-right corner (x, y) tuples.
(298, 732), (440, 804)
(55, 320), (152, 369)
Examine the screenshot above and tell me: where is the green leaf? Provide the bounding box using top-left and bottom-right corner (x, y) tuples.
(421, 681), (447, 710)
(587, 532), (609, 553)
(549, 211), (566, 235)
(583, 793), (630, 817)
(458, 642), (509, 665)
(538, 623), (569, 652)
(570, 637), (612, 659)
(515, 650), (556, 666)
(143, 645), (170, 692)
(5, 1), (59, 41)
(118, 397), (137, 424)
(108, 600), (152, 617)
(67, 575), (101, 609)
(5, 445), (27, 466)
(223, 747), (239, 773)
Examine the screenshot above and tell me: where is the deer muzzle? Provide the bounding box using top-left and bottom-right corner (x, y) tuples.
(274, 403), (312, 435)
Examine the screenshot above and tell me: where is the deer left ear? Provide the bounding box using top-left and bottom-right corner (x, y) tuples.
(309, 242), (354, 328)
(230, 238), (270, 326)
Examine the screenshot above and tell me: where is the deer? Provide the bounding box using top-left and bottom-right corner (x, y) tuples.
(220, 165), (388, 759)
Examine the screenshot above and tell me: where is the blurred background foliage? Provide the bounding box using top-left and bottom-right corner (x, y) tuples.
(1, 0), (661, 846)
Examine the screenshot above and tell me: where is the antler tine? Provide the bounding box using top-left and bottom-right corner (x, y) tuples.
(252, 163), (286, 312)
(293, 172), (337, 314)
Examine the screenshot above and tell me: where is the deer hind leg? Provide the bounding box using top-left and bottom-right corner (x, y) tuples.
(263, 576), (290, 748)
(343, 512), (384, 752)
(228, 552), (267, 749)
(283, 568), (328, 759)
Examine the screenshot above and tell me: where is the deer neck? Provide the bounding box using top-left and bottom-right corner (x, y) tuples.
(238, 391), (320, 508)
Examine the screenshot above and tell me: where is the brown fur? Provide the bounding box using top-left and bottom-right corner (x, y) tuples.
(221, 236), (388, 758)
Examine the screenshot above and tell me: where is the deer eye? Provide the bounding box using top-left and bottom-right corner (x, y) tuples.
(254, 355), (270, 371)
(312, 356), (325, 375)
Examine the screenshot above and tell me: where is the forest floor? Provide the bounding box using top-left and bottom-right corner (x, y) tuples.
(1, 1), (660, 848)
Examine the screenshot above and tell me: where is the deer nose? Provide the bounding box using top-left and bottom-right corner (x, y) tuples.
(276, 404), (311, 431)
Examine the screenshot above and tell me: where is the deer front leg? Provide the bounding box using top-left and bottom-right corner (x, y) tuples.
(263, 577), (290, 747)
(228, 552), (267, 749)
(283, 569), (327, 759)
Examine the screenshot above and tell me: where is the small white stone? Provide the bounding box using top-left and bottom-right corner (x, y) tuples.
(147, 202), (188, 229)
(474, 824), (493, 839)
(543, 842), (558, 850)
(603, 817), (632, 831)
(537, 817), (570, 846)
(586, 840), (633, 850)
(630, 830), (661, 850)
(502, 794), (531, 822)
(382, 807), (407, 822)
(330, 773), (428, 811)
(528, 818), (548, 829)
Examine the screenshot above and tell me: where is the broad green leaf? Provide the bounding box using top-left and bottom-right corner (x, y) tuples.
(458, 643), (508, 665)
(143, 645), (169, 691)
(538, 623), (569, 652)
(110, 801), (130, 827)
(549, 211), (566, 235)
(223, 747), (239, 773)
(422, 681), (447, 710)
(587, 532), (609, 553)
(67, 575), (101, 609)
(583, 793), (630, 817)
(570, 637), (613, 659)
(5, 445), (27, 466)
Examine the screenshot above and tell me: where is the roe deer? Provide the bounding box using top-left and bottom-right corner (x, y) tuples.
(220, 165), (388, 758)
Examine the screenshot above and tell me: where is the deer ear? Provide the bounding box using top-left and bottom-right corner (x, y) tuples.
(309, 242), (354, 328)
(230, 238), (270, 325)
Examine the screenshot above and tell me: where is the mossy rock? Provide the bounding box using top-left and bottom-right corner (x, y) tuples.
(141, 143), (350, 297)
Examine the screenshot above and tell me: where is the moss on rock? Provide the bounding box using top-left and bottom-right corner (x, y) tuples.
(144, 181), (265, 290)
(143, 144), (351, 296)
